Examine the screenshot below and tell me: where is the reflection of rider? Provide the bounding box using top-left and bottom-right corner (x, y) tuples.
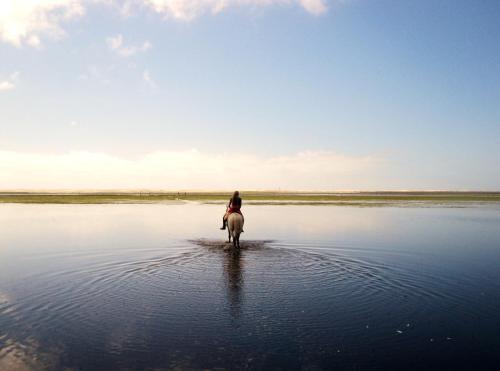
(220, 190), (244, 230)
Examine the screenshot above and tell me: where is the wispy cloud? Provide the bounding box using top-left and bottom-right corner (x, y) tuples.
(0, 71), (20, 92)
(78, 65), (111, 85)
(0, 149), (382, 190)
(106, 34), (152, 57)
(142, 69), (157, 88)
(0, 0), (328, 47)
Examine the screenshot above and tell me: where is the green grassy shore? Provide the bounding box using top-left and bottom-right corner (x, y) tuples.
(0, 192), (499, 206)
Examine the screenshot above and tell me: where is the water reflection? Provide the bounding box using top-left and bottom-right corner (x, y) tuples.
(1, 204), (500, 370)
(223, 249), (244, 319)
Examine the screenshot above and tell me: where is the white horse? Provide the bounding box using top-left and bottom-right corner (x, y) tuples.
(227, 213), (244, 249)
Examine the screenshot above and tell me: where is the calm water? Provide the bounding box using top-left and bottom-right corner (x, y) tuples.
(1, 203), (500, 370)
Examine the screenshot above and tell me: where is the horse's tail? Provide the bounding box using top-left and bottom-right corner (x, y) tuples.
(229, 213), (243, 239)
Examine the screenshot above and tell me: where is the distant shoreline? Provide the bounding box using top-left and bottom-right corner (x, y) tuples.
(1, 191), (499, 205)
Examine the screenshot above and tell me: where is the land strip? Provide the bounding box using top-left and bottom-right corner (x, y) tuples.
(0, 192), (499, 205)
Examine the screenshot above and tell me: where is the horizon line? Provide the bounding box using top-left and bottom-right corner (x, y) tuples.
(1, 189), (499, 194)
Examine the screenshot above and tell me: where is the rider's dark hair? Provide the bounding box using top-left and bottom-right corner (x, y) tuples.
(233, 191), (239, 199)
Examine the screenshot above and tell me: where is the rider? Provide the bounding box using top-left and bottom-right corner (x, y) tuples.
(220, 191), (243, 230)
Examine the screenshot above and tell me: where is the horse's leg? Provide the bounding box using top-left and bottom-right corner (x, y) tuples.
(236, 235), (240, 249)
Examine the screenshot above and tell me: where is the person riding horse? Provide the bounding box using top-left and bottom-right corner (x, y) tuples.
(220, 191), (244, 231)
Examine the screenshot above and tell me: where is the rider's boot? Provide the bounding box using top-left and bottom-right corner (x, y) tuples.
(220, 218), (226, 230)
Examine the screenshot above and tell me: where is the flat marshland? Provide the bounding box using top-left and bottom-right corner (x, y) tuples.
(0, 191), (499, 206)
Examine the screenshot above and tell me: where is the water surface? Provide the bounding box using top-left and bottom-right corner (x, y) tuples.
(1, 203), (500, 370)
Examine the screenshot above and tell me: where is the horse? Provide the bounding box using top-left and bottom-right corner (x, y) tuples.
(227, 213), (244, 249)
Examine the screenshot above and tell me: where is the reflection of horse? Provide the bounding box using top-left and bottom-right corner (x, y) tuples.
(227, 213), (244, 248)
(224, 249), (243, 318)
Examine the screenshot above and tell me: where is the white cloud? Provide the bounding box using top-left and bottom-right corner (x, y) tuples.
(139, 0), (328, 20)
(142, 69), (157, 87)
(0, 81), (15, 91)
(298, 0), (327, 15)
(0, 0), (86, 47)
(0, 0), (328, 46)
(0, 149), (381, 190)
(106, 34), (152, 57)
(0, 71), (20, 92)
(106, 34), (123, 50)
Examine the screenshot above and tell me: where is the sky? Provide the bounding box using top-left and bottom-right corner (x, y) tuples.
(0, 0), (499, 190)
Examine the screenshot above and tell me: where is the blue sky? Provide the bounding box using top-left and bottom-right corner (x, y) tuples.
(1, 0), (499, 190)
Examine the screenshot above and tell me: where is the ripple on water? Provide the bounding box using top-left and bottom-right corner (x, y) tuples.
(1, 238), (496, 370)
(5, 239), (486, 329)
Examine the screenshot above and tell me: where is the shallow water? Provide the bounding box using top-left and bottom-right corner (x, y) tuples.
(1, 203), (500, 370)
